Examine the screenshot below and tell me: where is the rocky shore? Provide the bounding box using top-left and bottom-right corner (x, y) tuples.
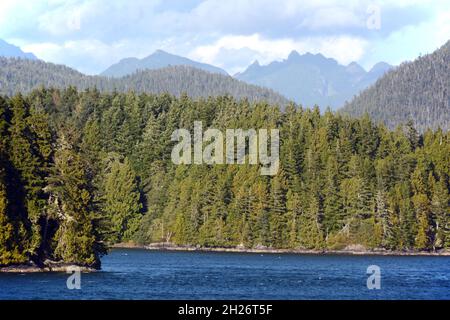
(112, 242), (450, 256)
(3, 243), (448, 273)
(0, 261), (97, 273)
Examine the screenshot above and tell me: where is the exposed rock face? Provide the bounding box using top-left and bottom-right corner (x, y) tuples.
(343, 244), (367, 252)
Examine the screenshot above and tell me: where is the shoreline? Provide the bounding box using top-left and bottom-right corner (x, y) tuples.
(0, 263), (97, 273)
(3, 243), (449, 273)
(111, 242), (450, 257)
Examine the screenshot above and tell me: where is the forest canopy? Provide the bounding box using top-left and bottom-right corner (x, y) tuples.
(0, 88), (449, 268)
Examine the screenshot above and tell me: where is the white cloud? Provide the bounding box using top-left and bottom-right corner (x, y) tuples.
(2, 0), (449, 74)
(23, 38), (162, 74)
(190, 34), (368, 74)
(361, 5), (450, 69)
(298, 6), (364, 30)
(38, 4), (84, 35)
(0, 1), (15, 24)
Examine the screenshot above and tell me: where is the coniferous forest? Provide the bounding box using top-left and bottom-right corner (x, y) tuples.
(0, 88), (449, 268)
(342, 40), (450, 132)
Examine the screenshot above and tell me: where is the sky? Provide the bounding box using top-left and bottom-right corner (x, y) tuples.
(0, 0), (449, 75)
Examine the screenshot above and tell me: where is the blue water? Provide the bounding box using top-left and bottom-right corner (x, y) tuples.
(1, 248), (449, 299)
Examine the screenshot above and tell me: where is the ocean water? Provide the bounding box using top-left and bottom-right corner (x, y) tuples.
(1, 248), (449, 300)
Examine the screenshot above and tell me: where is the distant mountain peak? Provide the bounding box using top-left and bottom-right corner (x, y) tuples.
(346, 61), (366, 74)
(0, 39), (37, 60)
(101, 50), (228, 77)
(287, 50), (301, 60)
(369, 61), (393, 73)
(286, 51), (337, 67)
(151, 49), (173, 57)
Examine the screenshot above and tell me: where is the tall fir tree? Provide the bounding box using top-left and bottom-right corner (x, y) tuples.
(8, 94), (51, 259)
(269, 172), (288, 248)
(46, 135), (105, 268)
(101, 155), (143, 243)
(431, 178), (449, 248)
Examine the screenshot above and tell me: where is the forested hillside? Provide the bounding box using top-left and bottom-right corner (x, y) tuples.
(1, 89), (449, 268)
(0, 58), (287, 105)
(341, 41), (450, 132)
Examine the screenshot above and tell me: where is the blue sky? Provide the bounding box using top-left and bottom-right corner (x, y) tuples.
(0, 0), (449, 75)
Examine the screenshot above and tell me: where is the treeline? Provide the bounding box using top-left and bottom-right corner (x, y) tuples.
(1, 88), (449, 268)
(0, 58), (288, 106)
(342, 40), (450, 132)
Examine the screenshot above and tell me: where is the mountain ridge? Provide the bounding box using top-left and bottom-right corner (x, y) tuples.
(0, 39), (37, 60)
(101, 50), (228, 77)
(235, 51), (392, 110)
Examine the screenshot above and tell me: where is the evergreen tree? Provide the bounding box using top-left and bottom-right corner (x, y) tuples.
(323, 155), (342, 234)
(0, 166), (25, 265)
(46, 136), (105, 268)
(0, 97), (27, 264)
(102, 155), (143, 243)
(250, 179), (270, 247)
(299, 196), (324, 249)
(8, 94), (51, 259)
(374, 190), (395, 248)
(395, 182), (416, 249)
(414, 193), (433, 250)
(286, 190), (301, 248)
(269, 172), (288, 248)
(431, 178), (449, 248)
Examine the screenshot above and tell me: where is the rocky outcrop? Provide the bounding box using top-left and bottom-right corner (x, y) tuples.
(0, 260), (97, 273)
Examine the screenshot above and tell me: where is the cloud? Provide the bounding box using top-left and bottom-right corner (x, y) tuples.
(23, 38), (166, 74)
(38, 3), (84, 35)
(298, 6), (364, 30)
(1, 0), (434, 40)
(360, 4), (450, 69)
(1, 0), (449, 74)
(189, 34), (368, 74)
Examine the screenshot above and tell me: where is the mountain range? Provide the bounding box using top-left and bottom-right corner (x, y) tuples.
(101, 50), (228, 77)
(0, 38), (392, 111)
(0, 39), (37, 60)
(235, 51), (392, 110)
(100, 49), (392, 110)
(1, 37), (449, 131)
